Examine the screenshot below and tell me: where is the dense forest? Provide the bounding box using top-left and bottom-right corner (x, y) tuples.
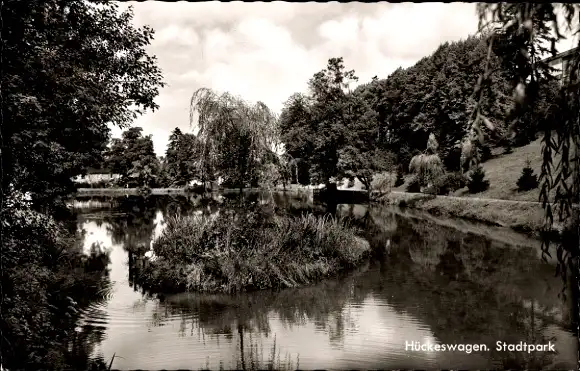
(101, 33), (560, 196)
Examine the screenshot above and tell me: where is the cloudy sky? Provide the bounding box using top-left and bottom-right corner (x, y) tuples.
(113, 2), (577, 156)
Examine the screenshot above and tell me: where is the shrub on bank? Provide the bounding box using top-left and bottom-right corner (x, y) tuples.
(2, 197), (111, 370)
(516, 159), (539, 191)
(138, 207), (370, 293)
(371, 172), (395, 193)
(467, 165), (490, 194)
(394, 169), (405, 187)
(434, 172), (468, 195)
(406, 176), (421, 193)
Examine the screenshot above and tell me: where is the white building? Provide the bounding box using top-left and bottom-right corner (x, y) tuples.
(542, 47), (579, 84)
(73, 168), (120, 184)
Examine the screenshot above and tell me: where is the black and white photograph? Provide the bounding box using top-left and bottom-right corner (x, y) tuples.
(2, 1), (579, 370)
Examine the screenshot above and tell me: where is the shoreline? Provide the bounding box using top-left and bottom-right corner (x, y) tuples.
(74, 187), (576, 238)
(73, 186), (313, 196)
(372, 191), (578, 238)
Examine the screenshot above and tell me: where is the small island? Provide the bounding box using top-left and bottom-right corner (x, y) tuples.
(137, 203), (371, 293)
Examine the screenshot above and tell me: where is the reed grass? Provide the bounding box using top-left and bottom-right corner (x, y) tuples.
(139, 207), (370, 293)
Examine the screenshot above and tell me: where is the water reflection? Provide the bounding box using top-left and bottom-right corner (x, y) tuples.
(71, 194), (577, 370)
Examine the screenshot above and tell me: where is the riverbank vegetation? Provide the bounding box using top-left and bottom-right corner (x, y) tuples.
(2, 1), (164, 369)
(138, 204), (370, 293)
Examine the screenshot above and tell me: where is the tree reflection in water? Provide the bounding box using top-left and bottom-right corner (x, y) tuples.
(73, 195), (576, 369)
(64, 242), (114, 370)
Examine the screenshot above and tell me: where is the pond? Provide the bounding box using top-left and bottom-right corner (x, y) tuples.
(70, 193), (577, 370)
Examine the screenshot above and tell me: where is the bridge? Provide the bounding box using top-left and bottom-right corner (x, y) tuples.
(313, 186), (369, 204)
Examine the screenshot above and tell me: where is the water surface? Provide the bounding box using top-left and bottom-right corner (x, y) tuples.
(71, 194), (577, 370)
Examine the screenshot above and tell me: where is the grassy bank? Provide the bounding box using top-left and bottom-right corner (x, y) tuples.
(373, 191), (579, 237)
(377, 138), (578, 235)
(138, 206), (370, 293)
(391, 139), (553, 202)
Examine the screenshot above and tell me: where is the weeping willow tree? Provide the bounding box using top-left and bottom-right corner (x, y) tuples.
(467, 3), (579, 298)
(409, 133), (444, 188)
(189, 88), (279, 192)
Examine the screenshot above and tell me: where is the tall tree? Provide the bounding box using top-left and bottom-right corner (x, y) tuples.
(2, 1), (164, 211)
(104, 127), (160, 187)
(189, 88), (278, 192)
(278, 93), (314, 185)
(165, 128), (199, 186)
(308, 57), (358, 185)
(337, 89), (396, 194)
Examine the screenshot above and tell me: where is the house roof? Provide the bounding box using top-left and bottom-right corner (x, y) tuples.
(542, 46), (579, 64)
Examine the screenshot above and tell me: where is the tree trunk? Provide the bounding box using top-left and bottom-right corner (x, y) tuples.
(295, 166), (299, 185)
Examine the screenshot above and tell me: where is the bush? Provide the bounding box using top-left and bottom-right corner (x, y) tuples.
(434, 172), (467, 195)
(394, 170), (405, 187)
(139, 207), (370, 293)
(467, 165), (490, 194)
(371, 172), (394, 193)
(406, 176), (421, 193)
(137, 185), (152, 196)
(516, 160), (538, 191)
(2, 198), (111, 369)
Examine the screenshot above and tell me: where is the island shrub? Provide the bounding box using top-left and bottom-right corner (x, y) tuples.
(138, 206), (370, 293)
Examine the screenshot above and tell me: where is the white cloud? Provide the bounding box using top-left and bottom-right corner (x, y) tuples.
(154, 25), (199, 46)
(111, 2), (487, 155)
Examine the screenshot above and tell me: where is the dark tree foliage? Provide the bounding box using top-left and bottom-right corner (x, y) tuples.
(280, 58), (395, 190)
(279, 35), (558, 187)
(467, 165), (490, 194)
(517, 159), (539, 191)
(165, 128), (200, 187)
(2, 0), (164, 211)
(104, 127), (161, 187)
(1, 1), (164, 368)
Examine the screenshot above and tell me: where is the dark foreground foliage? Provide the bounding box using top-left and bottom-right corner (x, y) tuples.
(1, 197), (112, 370)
